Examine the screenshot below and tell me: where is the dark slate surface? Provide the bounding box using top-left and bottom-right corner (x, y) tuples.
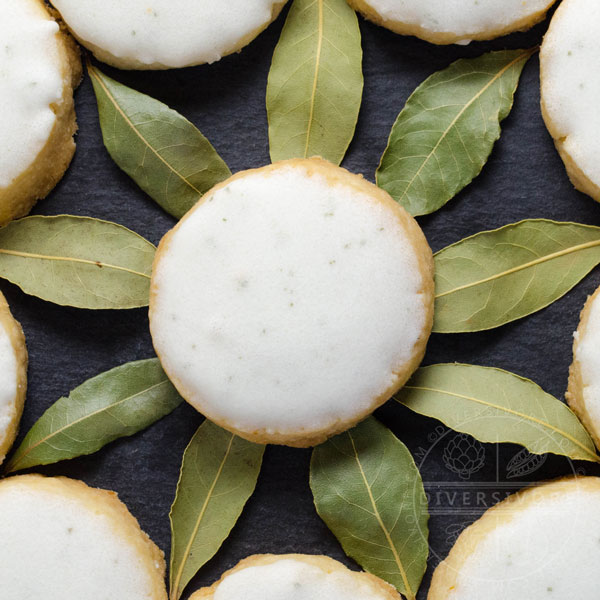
(4, 4), (600, 598)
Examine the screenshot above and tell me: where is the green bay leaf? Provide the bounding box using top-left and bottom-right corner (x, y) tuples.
(0, 215), (155, 309)
(170, 421), (265, 600)
(267, 0), (363, 165)
(5, 358), (182, 473)
(377, 49), (533, 216)
(434, 219), (600, 333)
(310, 417), (428, 600)
(89, 64), (231, 219)
(396, 364), (599, 463)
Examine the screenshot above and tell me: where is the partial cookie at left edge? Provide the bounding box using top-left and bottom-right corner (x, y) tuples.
(0, 291), (27, 465)
(0, 0), (81, 226)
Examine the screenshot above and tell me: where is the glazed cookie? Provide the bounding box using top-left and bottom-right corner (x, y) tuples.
(429, 477), (600, 599)
(0, 474), (167, 600)
(0, 0), (81, 226)
(190, 554), (400, 600)
(348, 0), (557, 45)
(50, 0), (287, 69)
(0, 292), (27, 465)
(567, 285), (600, 449)
(541, 0), (600, 201)
(150, 158), (434, 447)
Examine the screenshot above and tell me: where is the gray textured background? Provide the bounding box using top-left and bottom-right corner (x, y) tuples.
(4, 4), (600, 598)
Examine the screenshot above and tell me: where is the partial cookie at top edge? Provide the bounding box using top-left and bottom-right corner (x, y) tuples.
(348, 0), (557, 45)
(50, 0), (287, 70)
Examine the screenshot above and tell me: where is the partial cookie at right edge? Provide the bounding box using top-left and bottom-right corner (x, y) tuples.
(190, 554), (400, 600)
(429, 477), (600, 599)
(567, 285), (600, 450)
(541, 0), (600, 201)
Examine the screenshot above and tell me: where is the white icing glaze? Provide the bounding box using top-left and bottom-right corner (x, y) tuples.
(0, 479), (159, 599)
(541, 0), (600, 190)
(0, 0), (64, 188)
(214, 559), (385, 600)
(575, 290), (600, 436)
(358, 0), (553, 41)
(0, 320), (17, 455)
(51, 0), (283, 68)
(446, 481), (600, 598)
(151, 163), (428, 438)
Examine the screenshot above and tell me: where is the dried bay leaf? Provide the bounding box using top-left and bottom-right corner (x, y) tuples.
(267, 0), (363, 165)
(377, 49), (534, 216)
(5, 359), (182, 473)
(434, 219), (600, 333)
(396, 364), (599, 463)
(89, 64), (231, 219)
(310, 417), (428, 600)
(170, 421), (265, 600)
(0, 215), (155, 309)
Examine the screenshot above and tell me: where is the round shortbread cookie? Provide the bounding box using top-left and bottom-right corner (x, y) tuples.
(190, 554), (400, 600)
(0, 291), (27, 465)
(0, 474), (167, 600)
(0, 0), (81, 226)
(50, 0), (288, 70)
(150, 158), (434, 447)
(541, 0), (600, 201)
(348, 0), (557, 45)
(567, 285), (600, 450)
(428, 477), (600, 599)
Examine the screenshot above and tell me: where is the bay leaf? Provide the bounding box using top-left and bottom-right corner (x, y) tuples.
(267, 0), (363, 165)
(89, 64), (231, 219)
(310, 417), (428, 600)
(396, 364), (599, 463)
(170, 421), (265, 600)
(434, 219), (600, 333)
(0, 215), (156, 309)
(0, 215), (155, 309)
(377, 49), (534, 216)
(5, 359), (182, 473)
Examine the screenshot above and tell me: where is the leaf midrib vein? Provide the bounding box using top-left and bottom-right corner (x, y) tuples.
(397, 51), (531, 201)
(88, 65), (202, 195)
(303, 0), (324, 158)
(348, 431), (415, 600)
(0, 249), (151, 279)
(435, 238), (600, 299)
(171, 433), (235, 599)
(401, 386), (598, 461)
(7, 380), (170, 471)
